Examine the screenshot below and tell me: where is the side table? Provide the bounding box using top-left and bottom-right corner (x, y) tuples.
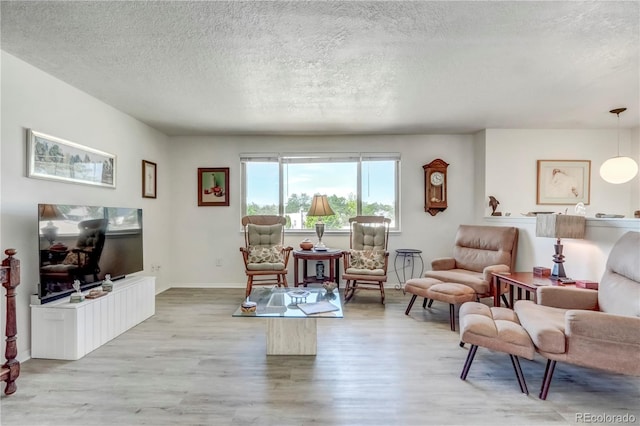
(394, 249), (424, 290)
(293, 249), (342, 287)
(492, 272), (588, 308)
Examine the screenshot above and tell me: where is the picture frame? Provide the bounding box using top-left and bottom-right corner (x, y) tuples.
(537, 160), (591, 205)
(198, 167), (229, 206)
(142, 160), (157, 198)
(27, 129), (116, 188)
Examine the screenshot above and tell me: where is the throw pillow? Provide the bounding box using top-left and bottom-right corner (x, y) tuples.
(62, 251), (88, 266)
(247, 245), (284, 264)
(349, 249), (385, 269)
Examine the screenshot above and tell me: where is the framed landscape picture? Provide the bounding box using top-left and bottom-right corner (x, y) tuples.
(537, 160), (590, 205)
(27, 129), (116, 188)
(198, 167), (229, 206)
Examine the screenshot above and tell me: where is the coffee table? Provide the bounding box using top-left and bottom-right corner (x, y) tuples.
(232, 287), (343, 355)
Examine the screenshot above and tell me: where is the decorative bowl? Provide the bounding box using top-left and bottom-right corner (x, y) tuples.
(300, 241), (314, 250)
(241, 301), (257, 313)
(322, 281), (337, 293)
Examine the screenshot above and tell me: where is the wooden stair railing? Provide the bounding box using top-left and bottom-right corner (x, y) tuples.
(1, 249), (20, 395)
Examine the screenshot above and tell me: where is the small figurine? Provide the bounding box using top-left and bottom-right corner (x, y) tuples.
(489, 196), (501, 216)
(70, 279), (84, 303)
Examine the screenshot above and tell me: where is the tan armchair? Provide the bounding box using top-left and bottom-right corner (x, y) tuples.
(240, 216), (293, 298)
(424, 225), (519, 304)
(342, 216), (391, 304)
(515, 231), (640, 400)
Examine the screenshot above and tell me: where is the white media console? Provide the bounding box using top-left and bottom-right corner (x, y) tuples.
(31, 275), (155, 360)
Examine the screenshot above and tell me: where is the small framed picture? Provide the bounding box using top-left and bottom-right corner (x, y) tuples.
(537, 160), (591, 205)
(198, 168), (229, 206)
(142, 160), (157, 198)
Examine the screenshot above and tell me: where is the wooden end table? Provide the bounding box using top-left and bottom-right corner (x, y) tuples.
(293, 249), (342, 287)
(492, 272), (584, 308)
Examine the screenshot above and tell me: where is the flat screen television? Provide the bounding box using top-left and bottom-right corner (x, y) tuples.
(38, 203), (143, 303)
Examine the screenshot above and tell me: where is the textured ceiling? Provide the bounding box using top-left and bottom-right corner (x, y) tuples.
(1, 1), (639, 136)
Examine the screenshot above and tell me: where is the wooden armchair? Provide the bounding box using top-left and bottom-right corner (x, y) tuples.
(342, 216), (391, 304)
(239, 215), (293, 298)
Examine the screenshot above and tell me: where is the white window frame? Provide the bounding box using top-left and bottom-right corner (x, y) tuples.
(240, 152), (401, 231)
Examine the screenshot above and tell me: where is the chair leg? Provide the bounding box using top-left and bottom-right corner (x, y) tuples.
(460, 344), (478, 380)
(449, 304), (456, 331)
(501, 294), (510, 309)
(427, 299), (434, 308)
(539, 360), (557, 400)
(282, 274), (289, 288)
(422, 298), (428, 308)
(380, 283), (385, 304)
(405, 294), (417, 315)
(245, 276), (253, 298)
(509, 354), (529, 394)
(344, 280), (355, 303)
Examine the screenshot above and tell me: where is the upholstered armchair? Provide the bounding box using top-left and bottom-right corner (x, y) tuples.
(240, 215), (293, 298)
(342, 216), (391, 304)
(424, 225), (519, 304)
(515, 231), (640, 399)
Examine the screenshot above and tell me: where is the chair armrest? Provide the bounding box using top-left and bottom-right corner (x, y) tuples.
(282, 246), (293, 268)
(536, 286), (598, 310)
(483, 264), (510, 283)
(566, 310), (640, 345)
(431, 257), (455, 271)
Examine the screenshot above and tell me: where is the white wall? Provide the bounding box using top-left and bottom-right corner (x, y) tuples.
(480, 129), (640, 280)
(167, 135), (477, 287)
(0, 52), (173, 361)
(2, 49), (639, 363)
(484, 128), (639, 217)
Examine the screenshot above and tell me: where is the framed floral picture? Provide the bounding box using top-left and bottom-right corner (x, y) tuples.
(537, 160), (591, 205)
(198, 167), (229, 206)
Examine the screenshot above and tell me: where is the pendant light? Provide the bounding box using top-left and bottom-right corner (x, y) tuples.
(599, 108), (638, 184)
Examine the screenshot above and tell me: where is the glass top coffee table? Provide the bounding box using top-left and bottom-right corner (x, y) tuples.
(232, 287), (343, 355)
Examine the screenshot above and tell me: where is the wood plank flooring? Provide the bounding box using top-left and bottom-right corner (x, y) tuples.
(1, 288), (638, 425)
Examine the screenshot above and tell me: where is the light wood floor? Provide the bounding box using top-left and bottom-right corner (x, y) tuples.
(1, 288), (639, 426)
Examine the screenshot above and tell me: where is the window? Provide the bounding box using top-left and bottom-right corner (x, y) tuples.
(241, 153), (400, 230)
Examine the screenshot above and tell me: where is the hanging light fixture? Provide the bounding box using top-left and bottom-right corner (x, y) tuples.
(599, 108), (638, 184)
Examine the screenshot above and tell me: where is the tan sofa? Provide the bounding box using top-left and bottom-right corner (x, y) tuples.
(515, 231), (640, 399)
(424, 225), (519, 301)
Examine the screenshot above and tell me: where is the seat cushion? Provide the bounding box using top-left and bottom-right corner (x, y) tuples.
(247, 262), (285, 271)
(344, 268), (385, 276)
(424, 269), (488, 294)
(459, 302), (535, 359)
(404, 278), (442, 297)
(426, 283), (476, 305)
(514, 300), (567, 354)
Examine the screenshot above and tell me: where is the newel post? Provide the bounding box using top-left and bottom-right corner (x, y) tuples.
(2, 248), (20, 395)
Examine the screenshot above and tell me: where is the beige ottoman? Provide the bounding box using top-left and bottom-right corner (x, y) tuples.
(405, 278), (477, 331)
(459, 302), (535, 394)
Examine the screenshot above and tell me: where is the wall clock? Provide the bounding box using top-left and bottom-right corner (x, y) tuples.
(423, 158), (449, 216)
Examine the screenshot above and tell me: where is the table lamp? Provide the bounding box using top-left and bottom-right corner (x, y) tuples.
(39, 204), (62, 246)
(307, 194), (335, 249)
(535, 214), (586, 278)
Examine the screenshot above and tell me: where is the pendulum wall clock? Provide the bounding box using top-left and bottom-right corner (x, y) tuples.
(423, 159), (449, 216)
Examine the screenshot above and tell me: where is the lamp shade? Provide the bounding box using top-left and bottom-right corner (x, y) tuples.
(536, 214), (586, 240)
(599, 156), (639, 184)
(307, 194), (335, 217)
(39, 204), (62, 221)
